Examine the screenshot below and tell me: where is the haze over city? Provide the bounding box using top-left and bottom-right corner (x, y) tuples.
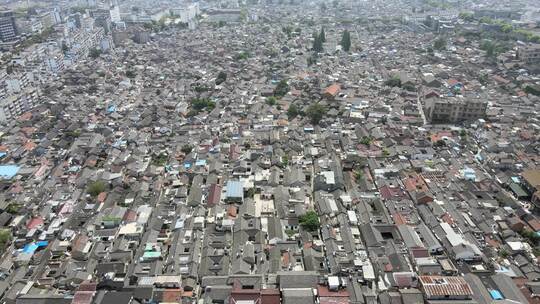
(0, 0), (539, 303)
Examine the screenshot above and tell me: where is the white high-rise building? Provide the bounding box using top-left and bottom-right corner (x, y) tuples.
(110, 0), (121, 23)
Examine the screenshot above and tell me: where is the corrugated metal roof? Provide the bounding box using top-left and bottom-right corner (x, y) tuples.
(419, 275), (473, 298)
(226, 180), (243, 199)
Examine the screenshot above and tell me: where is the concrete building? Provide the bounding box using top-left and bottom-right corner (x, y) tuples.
(517, 43), (540, 65)
(0, 11), (18, 42)
(424, 96), (487, 123)
(0, 88), (40, 123)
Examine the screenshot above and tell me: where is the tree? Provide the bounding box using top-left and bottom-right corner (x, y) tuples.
(312, 32), (323, 53)
(319, 27), (326, 43)
(385, 76), (401, 88)
(216, 71), (227, 85)
(434, 140), (446, 147)
(299, 211), (320, 232)
(152, 152), (168, 166)
(480, 40), (508, 59)
(191, 98), (215, 112)
(87, 180), (107, 197)
(287, 104), (300, 119)
(458, 12), (474, 22)
(89, 47), (102, 59)
(525, 85), (540, 96)
(126, 70), (136, 78)
(235, 51), (249, 60)
(5, 203), (20, 214)
(0, 229), (11, 253)
(433, 37), (446, 50)
(360, 136), (372, 145)
(266, 96), (277, 106)
(354, 169), (364, 183)
(62, 42), (69, 53)
(340, 30), (351, 52)
(181, 145), (193, 154)
(274, 79), (289, 97)
(307, 55), (317, 66)
(521, 230), (540, 244)
(281, 155), (289, 167)
(282, 26), (293, 37)
(402, 83), (416, 92)
(306, 103), (326, 125)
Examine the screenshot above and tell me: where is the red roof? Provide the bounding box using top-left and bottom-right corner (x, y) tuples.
(97, 192), (107, 203)
(317, 285), (349, 298)
(27, 217), (44, 230)
(324, 84), (341, 96)
(393, 213), (407, 225)
(527, 218), (540, 232)
(72, 291), (94, 304)
(379, 185), (405, 200)
(227, 205), (237, 218)
(161, 289), (182, 302)
(419, 276), (473, 298)
(123, 210), (138, 223)
(207, 184), (222, 207)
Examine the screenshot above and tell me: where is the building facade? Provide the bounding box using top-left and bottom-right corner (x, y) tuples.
(0, 11), (18, 42)
(517, 43), (540, 65)
(424, 97), (487, 124)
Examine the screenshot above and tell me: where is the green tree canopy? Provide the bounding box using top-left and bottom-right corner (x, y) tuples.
(299, 211), (320, 232)
(287, 104), (300, 119)
(313, 31), (324, 53)
(433, 37), (446, 50)
(216, 71), (227, 85)
(458, 12), (474, 22)
(89, 48), (102, 59)
(340, 29), (351, 52)
(87, 180), (107, 197)
(266, 96), (277, 106)
(384, 76), (401, 88)
(0, 229), (11, 253)
(181, 145), (193, 154)
(306, 103), (327, 125)
(274, 80), (289, 97)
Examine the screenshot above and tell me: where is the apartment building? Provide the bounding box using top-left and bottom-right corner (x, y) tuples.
(424, 96), (487, 124)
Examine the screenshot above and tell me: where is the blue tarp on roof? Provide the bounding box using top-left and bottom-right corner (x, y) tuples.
(22, 243), (38, 254)
(107, 105), (116, 113)
(0, 165), (20, 179)
(226, 181), (243, 199)
(463, 167), (476, 181)
(174, 219), (184, 230)
(195, 159), (206, 166)
(489, 290), (503, 300)
(22, 241), (48, 254)
(0, 152), (6, 158)
(36, 241), (48, 247)
(184, 163), (192, 169)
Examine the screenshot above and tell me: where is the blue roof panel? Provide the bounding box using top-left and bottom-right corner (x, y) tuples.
(226, 181), (243, 199)
(0, 165), (20, 179)
(489, 290), (503, 300)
